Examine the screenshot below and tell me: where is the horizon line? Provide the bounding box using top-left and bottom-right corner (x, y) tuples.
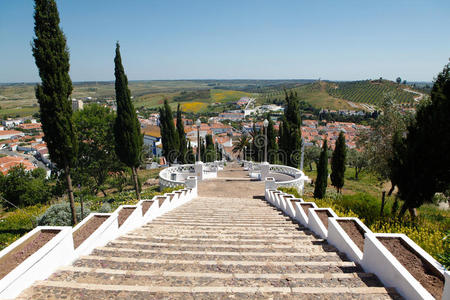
(0, 78), (434, 85)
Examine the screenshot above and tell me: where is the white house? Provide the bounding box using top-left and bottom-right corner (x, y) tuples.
(0, 130), (25, 140)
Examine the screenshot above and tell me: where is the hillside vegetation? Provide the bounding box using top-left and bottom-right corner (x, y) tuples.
(326, 80), (417, 105)
(260, 82), (356, 110)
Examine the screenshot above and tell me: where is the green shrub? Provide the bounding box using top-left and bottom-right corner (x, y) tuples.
(36, 203), (90, 226)
(0, 204), (48, 250)
(277, 187), (301, 198)
(0, 166), (53, 208)
(98, 203), (111, 213)
(338, 193), (390, 225)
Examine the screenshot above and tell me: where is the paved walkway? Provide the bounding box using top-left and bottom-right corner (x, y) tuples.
(18, 165), (401, 299)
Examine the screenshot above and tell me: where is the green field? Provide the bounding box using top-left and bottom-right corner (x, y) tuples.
(0, 79), (425, 118)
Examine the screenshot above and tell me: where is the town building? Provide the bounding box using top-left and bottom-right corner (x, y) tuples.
(142, 125), (162, 156)
(0, 130), (25, 140)
(72, 99), (84, 111)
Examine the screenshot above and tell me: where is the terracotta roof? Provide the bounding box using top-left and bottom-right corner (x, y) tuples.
(0, 156), (36, 175)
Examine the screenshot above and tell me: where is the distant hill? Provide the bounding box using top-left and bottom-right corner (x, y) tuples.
(326, 80), (418, 105)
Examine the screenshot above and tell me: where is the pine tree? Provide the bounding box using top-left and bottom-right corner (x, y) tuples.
(32, 0), (78, 225)
(314, 139), (328, 199)
(113, 42), (143, 201)
(331, 132), (347, 193)
(176, 104), (187, 163)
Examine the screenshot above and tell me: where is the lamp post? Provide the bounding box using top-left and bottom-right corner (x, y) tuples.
(263, 118), (269, 163)
(196, 119), (201, 162)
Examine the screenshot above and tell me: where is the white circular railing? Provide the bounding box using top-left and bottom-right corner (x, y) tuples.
(268, 164), (306, 191)
(159, 164), (195, 189)
(158, 161), (223, 189)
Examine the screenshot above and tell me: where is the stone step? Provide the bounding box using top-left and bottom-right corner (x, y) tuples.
(126, 233), (318, 241)
(152, 218), (296, 223)
(73, 256), (362, 274)
(110, 239), (337, 252)
(57, 266), (378, 280)
(25, 281), (399, 300)
(128, 231), (317, 238)
(155, 218), (292, 223)
(120, 235), (325, 244)
(49, 267), (383, 288)
(140, 225), (303, 232)
(148, 221), (300, 227)
(76, 255), (353, 267)
(92, 247), (344, 261)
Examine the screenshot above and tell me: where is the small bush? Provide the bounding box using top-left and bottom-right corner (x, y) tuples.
(277, 187), (301, 198)
(36, 203), (90, 226)
(98, 203), (111, 213)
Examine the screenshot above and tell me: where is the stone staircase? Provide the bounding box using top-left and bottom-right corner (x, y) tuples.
(19, 196), (402, 299)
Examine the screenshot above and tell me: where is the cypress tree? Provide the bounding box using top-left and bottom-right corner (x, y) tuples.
(200, 137), (206, 162)
(113, 42), (143, 201)
(205, 134), (216, 162)
(331, 132), (347, 193)
(32, 0), (78, 225)
(176, 104), (187, 163)
(267, 115), (278, 163)
(159, 100), (179, 164)
(186, 141), (195, 164)
(280, 91), (302, 167)
(314, 139), (328, 199)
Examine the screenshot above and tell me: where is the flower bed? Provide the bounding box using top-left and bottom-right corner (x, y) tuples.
(72, 215), (109, 249)
(118, 207), (136, 227)
(0, 229), (59, 280)
(378, 236), (444, 299)
(338, 219), (366, 251)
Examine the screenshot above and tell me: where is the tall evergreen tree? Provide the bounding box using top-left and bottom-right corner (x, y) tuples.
(32, 0), (78, 225)
(331, 132), (347, 193)
(314, 139), (328, 199)
(279, 91), (302, 167)
(199, 137), (206, 162)
(113, 42), (143, 201)
(205, 134), (216, 162)
(186, 141), (195, 164)
(159, 100), (179, 163)
(393, 62), (450, 217)
(176, 104), (187, 163)
(266, 115), (278, 163)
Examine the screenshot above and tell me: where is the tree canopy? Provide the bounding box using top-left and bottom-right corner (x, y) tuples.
(73, 104), (125, 196)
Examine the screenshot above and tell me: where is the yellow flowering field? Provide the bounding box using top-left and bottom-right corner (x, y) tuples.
(181, 102), (208, 112)
(211, 89), (252, 103)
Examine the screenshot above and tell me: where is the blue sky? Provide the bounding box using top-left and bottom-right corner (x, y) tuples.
(0, 0), (449, 83)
